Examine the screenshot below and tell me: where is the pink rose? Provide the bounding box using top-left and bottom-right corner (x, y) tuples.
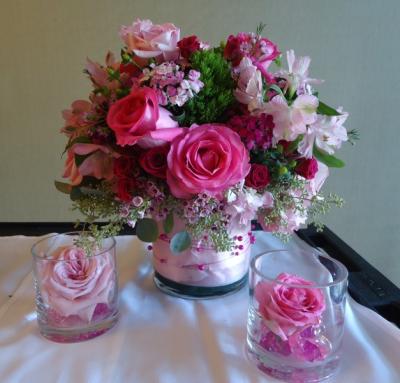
(120, 19), (180, 62)
(63, 143), (116, 185)
(40, 246), (115, 322)
(255, 273), (325, 340)
(106, 87), (182, 147)
(245, 164), (271, 190)
(167, 124), (250, 198)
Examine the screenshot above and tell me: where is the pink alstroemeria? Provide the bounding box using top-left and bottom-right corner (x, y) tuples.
(277, 50), (322, 95)
(61, 100), (95, 137)
(86, 52), (120, 90)
(298, 109), (348, 158)
(262, 94), (319, 142)
(234, 57), (263, 111)
(63, 144), (117, 185)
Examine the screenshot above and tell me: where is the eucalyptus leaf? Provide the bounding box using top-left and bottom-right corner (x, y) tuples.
(170, 231), (192, 254)
(314, 147), (345, 168)
(163, 212), (174, 234)
(136, 218), (159, 243)
(317, 101), (341, 116)
(54, 180), (72, 194)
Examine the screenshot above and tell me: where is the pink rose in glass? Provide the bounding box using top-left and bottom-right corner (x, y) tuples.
(106, 87), (182, 147)
(120, 19), (180, 62)
(255, 273), (325, 341)
(40, 246), (115, 322)
(166, 124), (251, 199)
(63, 143), (116, 185)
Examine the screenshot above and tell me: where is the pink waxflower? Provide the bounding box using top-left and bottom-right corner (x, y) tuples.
(63, 143), (116, 185)
(255, 273), (326, 340)
(120, 19), (180, 62)
(39, 246), (115, 322)
(106, 87), (182, 147)
(262, 94), (319, 142)
(234, 57), (263, 111)
(166, 124), (250, 199)
(298, 109), (348, 158)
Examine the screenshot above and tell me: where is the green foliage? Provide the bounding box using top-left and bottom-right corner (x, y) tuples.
(317, 101), (341, 116)
(163, 212), (174, 234)
(170, 231), (192, 253)
(181, 48), (236, 125)
(54, 181), (72, 194)
(136, 218), (159, 242)
(314, 147), (345, 168)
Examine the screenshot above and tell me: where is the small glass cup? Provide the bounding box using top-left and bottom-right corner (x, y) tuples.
(31, 232), (119, 343)
(247, 249), (348, 382)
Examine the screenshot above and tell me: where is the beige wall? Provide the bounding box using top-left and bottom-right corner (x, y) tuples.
(1, 0), (399, 285)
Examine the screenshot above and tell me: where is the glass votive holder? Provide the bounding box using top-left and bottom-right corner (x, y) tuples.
(247, 249), (348, 382)
(31, 232), (119, 343)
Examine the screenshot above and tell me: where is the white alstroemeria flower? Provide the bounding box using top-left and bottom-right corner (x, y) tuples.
(277, 50), (323, 95)
(262, 94), (319, 142)
(298, 108), (348, 158)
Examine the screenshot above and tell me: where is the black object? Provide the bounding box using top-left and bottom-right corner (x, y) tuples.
(0, 222), (399, 326)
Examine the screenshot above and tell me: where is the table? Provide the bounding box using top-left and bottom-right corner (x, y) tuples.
(0, 231), (399, 382)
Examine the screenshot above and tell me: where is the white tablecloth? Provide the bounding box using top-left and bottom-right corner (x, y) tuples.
(0, 232), (399, 383)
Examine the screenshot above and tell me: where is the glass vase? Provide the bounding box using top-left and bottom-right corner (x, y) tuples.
(31, 232), (119, 343)
(246, 249), (348, 382)
(152, 217), (253, 299)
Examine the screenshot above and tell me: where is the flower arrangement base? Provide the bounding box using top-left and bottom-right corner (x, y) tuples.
(38, 310), (119, 343)
(246, 342), (339, 383)
(153, 272), (247, 300)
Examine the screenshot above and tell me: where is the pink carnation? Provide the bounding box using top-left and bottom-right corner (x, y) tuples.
(166, 124), (250, 199)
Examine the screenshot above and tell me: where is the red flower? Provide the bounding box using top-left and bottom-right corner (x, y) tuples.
(119, 62), (141, 78)
(116, 178), (136, 202)
(113, 156), (136, 178)
(224, 35), (243, 66)
(177, 35), (201, 59)
(295, 158), (318, 180)
(139, 145), (170, 179)
(245, 164), (271, 190)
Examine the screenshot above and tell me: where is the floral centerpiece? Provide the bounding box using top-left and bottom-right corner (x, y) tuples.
(56, 19), (356, 297)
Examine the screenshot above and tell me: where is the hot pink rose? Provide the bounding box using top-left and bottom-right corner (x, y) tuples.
(295, 157), (318, 180)
(120, 19), (180, 62)
(167, 124), (250, 198)
(63, 143), (116, 185)
(106, 87), (182, 147)
(255, 273), (325, 341)
(40, 246), (115, 322)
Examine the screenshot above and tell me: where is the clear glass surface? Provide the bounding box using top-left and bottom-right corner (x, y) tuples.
(247, 249), (348, 382)
(31, 232), (119, 342)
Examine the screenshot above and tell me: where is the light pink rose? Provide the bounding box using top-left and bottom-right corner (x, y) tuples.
(255, 273), (325, 341)
(106, 87), (181, 147)
(63, 143), (116, 185)
(40, 246), (115, 322)
(234, 57), (263, 111)
(120, 19), (180, 62)
(166, 124), (251, 199)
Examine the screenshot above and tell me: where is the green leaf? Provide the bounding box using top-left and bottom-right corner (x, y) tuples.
(70, 186), (83, 201)
(54, 180), (72, 194)
(287, 134), (304, 153)
(64, 136), (91, 154)
(136, 218), (159, 242)
(314, 147), (345, 168)
(317, 101), (341, 116)
(75, 154), (90, 167)
(170, 231), (192, 254)
(163, 213), (174, 234)
(268, 84), (284, 97)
